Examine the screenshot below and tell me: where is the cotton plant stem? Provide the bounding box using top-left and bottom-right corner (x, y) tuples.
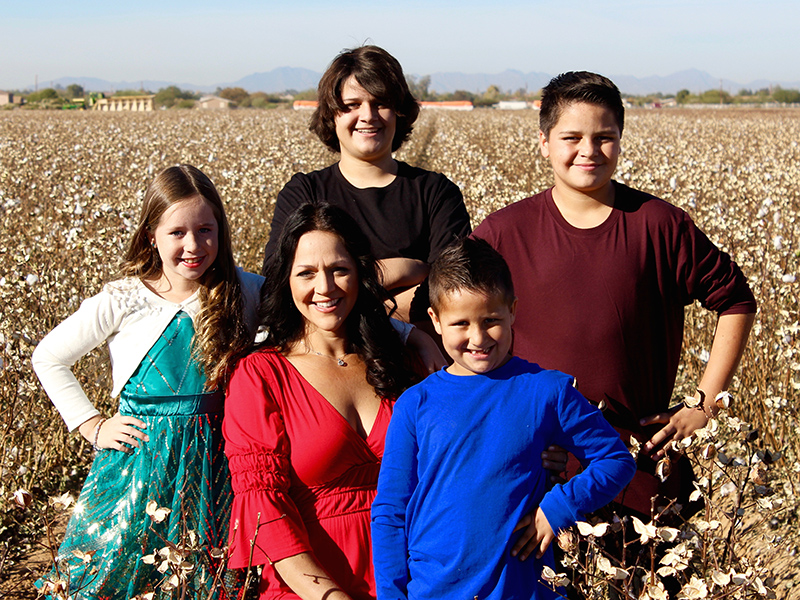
(243, 512), (263, 594)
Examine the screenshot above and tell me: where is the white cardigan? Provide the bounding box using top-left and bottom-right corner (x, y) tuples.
(32, 270), (264, 432)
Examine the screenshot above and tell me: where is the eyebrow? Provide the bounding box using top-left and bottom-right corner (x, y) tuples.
(342, 91), (379, 102)
(168, 221), (217, 228)
(292, 259), (351, 270)
(558, 128), (618, 135)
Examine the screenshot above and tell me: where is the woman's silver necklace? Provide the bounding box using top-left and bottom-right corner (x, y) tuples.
(303, 341), (349, 367)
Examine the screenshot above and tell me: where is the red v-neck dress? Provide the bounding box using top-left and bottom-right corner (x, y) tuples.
(223, 348), (393, 600)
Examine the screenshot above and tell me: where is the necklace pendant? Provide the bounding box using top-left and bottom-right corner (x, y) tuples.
(337, 358), (346, 366)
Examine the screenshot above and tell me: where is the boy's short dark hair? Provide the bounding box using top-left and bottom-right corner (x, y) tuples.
(310, 45), (420, 153)
(539, 71), (624, 138)
(429, 237), (515, 313)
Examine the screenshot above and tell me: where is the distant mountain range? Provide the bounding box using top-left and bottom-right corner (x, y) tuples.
(27, 67), (800, 97)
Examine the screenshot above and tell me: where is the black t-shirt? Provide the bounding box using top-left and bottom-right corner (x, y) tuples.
(264, 161), (471, 272)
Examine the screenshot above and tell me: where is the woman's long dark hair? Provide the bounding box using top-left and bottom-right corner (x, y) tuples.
(260, 202), (417, 399)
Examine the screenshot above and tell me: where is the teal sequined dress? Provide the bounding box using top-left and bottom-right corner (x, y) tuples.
(44, 312), (232, 599)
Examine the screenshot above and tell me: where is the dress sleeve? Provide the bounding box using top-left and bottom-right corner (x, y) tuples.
(371, 391), (418, 599)
(425, 175), (471, 263)
(538, 381), (637, 533)
(31, 290), (118, 431)
(223, 352), (313, 568)
(263, 173), (314, 273)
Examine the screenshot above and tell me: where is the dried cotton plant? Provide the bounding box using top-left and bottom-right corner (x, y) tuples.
(542, 392), (790, 599)
(1, 107), (799, 595)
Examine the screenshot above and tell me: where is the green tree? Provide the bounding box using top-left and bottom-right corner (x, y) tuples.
(773, 86), (800, 103)
(66, 84), (85, 98)
(700, 89), (732, 104)
(292, 88), (318, 101)
(27, 88), (60, 103)
(114, 89), (146, 96)
(512, 87), (530, 100)
(450, 90), (475, 102)
(154, 86), (181, 107)
(249, 91), (281, 109)
(219, 87), (249, 106)
(154, 86), (197, 108)
(406, 75), (431, 101)
(474, 84), (502, 107)
(676, 89), (690, 104)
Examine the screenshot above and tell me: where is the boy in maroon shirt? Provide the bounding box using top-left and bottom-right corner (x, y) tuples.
(473, 71), (756, 519)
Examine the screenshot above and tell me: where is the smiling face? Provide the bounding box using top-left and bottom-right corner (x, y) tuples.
(150, 195), (219, 293)
(429, 288), (517, 376)
(290, 230), (359, 338)
(539, 101), (621, 200)
(334, 75), (397, 165)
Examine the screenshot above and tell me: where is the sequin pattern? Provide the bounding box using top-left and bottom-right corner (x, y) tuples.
(39, 312), (237, 599)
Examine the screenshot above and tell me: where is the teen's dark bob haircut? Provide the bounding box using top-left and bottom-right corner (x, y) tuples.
(310, 45), (420, 154)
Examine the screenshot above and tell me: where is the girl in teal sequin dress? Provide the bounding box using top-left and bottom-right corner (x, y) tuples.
(32, 165), (264, 599)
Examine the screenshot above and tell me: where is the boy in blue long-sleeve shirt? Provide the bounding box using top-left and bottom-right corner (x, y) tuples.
(371, 237), (636, 600)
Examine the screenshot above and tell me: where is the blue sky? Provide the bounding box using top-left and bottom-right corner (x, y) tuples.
(3, 0), (798, 90)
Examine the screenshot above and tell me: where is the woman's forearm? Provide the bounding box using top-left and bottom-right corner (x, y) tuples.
(272, 552), (353, 600)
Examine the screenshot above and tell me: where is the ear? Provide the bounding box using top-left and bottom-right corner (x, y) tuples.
(509, 297), (518, 326)
(539, 130), (550, 158)
(427, 307), (443, 336)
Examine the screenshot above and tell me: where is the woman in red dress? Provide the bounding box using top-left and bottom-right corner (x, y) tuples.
(223, 203), (418, 600)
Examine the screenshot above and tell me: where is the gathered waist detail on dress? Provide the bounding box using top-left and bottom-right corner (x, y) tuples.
(293, 462), (380, 523)
(295, 485), (376, 523)
(120, 391), (223, 416)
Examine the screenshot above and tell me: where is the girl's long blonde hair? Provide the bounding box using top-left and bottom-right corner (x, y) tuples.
(121, 164), (249, 390)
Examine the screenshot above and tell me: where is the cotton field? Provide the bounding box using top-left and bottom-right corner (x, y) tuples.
(1, 108), (799, 596)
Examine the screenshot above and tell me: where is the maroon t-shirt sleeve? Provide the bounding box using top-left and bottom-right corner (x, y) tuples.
(673, 213), (756, 315)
